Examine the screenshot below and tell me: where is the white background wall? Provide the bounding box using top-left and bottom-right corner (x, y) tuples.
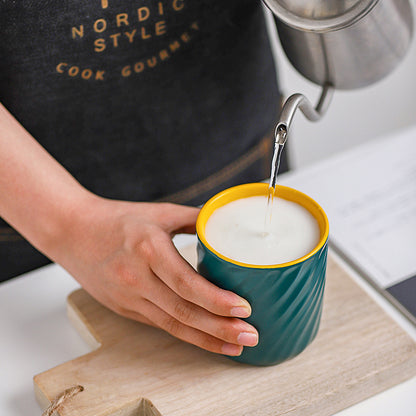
(264, 5), (416, 169)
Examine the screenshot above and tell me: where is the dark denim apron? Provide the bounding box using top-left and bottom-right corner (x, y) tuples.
(0, 0), (286, 281)
(0, 130), (288, 281)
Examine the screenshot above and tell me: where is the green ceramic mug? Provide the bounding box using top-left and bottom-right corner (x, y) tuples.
(196, 183), (329, 366)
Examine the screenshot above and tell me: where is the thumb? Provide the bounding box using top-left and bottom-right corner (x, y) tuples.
(157, 203), (200, 235)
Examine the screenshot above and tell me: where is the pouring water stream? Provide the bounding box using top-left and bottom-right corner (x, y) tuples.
(264, 126), (287, 234)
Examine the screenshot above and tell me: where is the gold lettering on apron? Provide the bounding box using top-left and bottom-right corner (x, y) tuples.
(72, 25), (84, 39)
(181, 32), (190, 43)
(159, 49), (169, 61)
(68, 66), (79, 77)
(169, 40), (181, 52)
(141, 27), (151, 39)
(81, 69), (93, 80)
(121, 66), (131, 77)
(94, 38), (106, 52)
(147, 57), (157, 68)
(116, 13), (129, 27)
(110, 33), (121, 47)
(124, 30), (137, 43)
(172, 0), (185, 11)
(56, 63), (68, 73)
(95, 70), (105, 80)
(158, 2), (164, 15)
(134, 62), (145, 73)
(155, 21), (167, 36)
(137, 7), (150, 22)
(94, 18), (107, 33)
(101, 0), (108, 9)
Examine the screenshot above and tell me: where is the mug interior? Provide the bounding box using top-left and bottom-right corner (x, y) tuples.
(196, 183), (329, 269)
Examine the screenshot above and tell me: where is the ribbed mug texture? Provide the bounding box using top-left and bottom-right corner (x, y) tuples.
(196, 183), (329, 366)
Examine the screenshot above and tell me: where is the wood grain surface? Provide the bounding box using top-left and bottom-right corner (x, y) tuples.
(34, 245), (416, 416)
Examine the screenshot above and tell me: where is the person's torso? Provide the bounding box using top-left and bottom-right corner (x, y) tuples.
(0, 0), (280, 203)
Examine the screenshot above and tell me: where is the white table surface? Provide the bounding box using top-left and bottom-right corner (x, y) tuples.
(1, 234), (415, 416)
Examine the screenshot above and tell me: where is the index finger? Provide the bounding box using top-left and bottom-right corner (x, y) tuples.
(147, 233), (252, 318)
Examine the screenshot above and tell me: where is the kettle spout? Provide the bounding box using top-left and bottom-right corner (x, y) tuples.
(276, 83), (334, 140)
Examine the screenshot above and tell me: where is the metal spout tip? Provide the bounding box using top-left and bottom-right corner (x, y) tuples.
(275, 125), (288, 146)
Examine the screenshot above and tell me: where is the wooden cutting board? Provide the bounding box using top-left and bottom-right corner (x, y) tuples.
(34, 245), (416, 416)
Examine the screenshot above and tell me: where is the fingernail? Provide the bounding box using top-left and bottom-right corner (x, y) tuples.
(230, 305), (251, 318)
(222, 343), (243, 356)
(237, 332), (258, 347)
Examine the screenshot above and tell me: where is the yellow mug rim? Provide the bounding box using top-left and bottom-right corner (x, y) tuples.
(196, 183), (329, 269)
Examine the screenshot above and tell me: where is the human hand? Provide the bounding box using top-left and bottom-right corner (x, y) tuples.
(0, 104), (257, 355)
(52, 198), (258, 356)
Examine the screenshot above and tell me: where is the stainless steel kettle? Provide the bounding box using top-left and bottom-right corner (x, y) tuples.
(263, 0), (414, 141)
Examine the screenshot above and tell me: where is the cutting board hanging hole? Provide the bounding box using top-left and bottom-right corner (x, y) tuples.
(42, 385), (84, 416)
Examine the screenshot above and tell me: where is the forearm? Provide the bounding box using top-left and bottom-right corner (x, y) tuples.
(0, 104), (259, 357)
(0, 103), (96, 256)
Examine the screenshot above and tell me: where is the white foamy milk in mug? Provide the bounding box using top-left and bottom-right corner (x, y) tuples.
(204, 195), (320, 265)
